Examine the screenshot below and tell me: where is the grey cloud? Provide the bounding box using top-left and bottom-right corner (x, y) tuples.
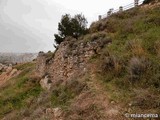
(0, 0), (69, 53)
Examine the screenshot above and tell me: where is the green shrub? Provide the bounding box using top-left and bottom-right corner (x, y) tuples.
(54, 14), (88, 45)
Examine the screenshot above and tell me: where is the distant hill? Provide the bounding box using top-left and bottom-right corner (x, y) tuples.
(0, 52), (38, 64)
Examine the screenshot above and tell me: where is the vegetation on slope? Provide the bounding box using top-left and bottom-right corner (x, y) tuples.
(48, 3), (160, 118)
(89, 4), (160, 114)
(0, 2), (159, 119)
(0, 62), (42, 119)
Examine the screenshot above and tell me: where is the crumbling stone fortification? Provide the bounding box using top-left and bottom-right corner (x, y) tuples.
(36, 36), (111, 85)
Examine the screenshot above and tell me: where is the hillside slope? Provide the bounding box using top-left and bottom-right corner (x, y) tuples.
(0, 2), (160, 120)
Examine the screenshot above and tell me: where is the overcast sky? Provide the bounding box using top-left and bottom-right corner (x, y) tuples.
(0, 0), (138, 53)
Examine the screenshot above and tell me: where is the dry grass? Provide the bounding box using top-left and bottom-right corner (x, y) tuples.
(125, 39), (146, 57)
(128, 57), (147, 80)
(98, 54), (123, 77)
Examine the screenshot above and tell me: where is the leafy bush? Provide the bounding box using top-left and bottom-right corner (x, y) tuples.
(54, 14), (88, 45)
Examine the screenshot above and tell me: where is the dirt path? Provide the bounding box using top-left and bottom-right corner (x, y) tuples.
(87, 73), (128, 120)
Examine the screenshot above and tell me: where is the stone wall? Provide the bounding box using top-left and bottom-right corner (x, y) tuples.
(36, 52), (48, 77)
(36, 36), (111, 84)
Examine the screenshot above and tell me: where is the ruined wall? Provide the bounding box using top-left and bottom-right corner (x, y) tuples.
(36, 52), (47, 77)
(36, 36), (111, 84)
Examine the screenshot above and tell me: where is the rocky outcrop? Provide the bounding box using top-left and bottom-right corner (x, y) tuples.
(40, 75), (52, 90)
(46, 107), (63, 120)
(0, 63), (20, 86)
(36, 35), (111, 84)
